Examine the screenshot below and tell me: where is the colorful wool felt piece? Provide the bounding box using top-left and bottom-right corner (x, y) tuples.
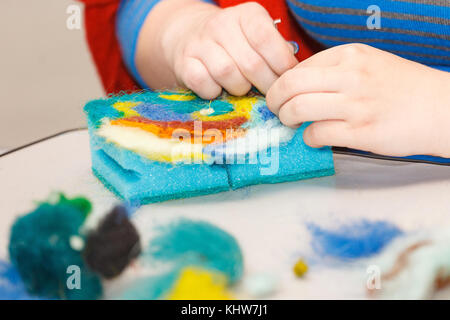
(84, 90), (335, 204)
(83, 205), (141, 279)
(8, 198), (102, 300)
(308, 220), (402, 259)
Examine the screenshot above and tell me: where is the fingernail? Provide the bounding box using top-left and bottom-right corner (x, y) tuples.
(288, 41), (299, 55)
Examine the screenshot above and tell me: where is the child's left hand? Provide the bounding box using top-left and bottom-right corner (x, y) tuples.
(266, 43), (450, 157)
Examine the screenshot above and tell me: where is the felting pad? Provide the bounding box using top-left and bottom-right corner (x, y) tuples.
(84, 90), (334, 204)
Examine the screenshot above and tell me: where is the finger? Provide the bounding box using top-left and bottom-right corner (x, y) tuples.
(296, 47), (343, 68)
(303, 120), (353, 148)
(297, 43), (371, 69)
(278, 93), (349, 128)
(241, 10), (298, 75)
(198, 42), (252, 96)
(266, 66), (343, 115)
(177, 57), (222, 99)
(215, 24), (278, 94)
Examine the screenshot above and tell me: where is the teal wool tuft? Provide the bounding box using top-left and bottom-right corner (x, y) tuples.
(8, 202), (102, 300)
(146, 219), (244, 284)
(308, 220), (402, 259)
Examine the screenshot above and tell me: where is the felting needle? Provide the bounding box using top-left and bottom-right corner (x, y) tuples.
(273, 18), (299, 55)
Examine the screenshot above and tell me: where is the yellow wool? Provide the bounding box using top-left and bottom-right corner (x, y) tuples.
(97, 123), (208, 163)
(113, 101), (141, 117)
(166, 267), (234, 300)
(227, 95), (258, 116)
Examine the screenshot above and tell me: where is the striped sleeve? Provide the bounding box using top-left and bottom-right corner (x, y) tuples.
(286, 0), (450, 71)
(117, 0), (216, 88)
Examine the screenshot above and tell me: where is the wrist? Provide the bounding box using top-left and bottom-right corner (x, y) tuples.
(160, 1), (219, 74)
(135, 0), (218, 89)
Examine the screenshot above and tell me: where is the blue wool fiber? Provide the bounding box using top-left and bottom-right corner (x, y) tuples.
(0, 260), (40, 300)
(145, 219), (244, 284)
(259, 106), (276, 121)
(8, 203), (103, 300)
(308, 220), (402, 259)
(135, 103), (191, 122)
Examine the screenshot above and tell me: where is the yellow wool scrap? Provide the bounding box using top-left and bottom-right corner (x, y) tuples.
(166, 267), (234, 300)
(293, 259), (308, 278)
(159, 93), (197, 101)
(227, 95), (257, 116)
(113, 101), (141, 117)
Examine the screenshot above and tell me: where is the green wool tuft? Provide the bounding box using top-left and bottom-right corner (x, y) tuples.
(8, 202), (102, 300)
(56, 193), (92, 218)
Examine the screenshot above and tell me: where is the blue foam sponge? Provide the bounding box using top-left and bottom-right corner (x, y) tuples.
(89, 134), (230, 204)
(226, 125), (335, 189)
(84, 91), (334, 204)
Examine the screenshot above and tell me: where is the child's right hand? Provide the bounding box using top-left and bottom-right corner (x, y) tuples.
(137, 1), (297, 99)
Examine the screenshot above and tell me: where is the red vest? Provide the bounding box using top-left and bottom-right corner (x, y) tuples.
(79, 0), (322, 94)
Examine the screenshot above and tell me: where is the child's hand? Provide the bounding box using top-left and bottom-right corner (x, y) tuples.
(266, 43), (450, 157)
(139, 1), (297, 99)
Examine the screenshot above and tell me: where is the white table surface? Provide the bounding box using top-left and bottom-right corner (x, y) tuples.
(2, 129), (450, 299)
